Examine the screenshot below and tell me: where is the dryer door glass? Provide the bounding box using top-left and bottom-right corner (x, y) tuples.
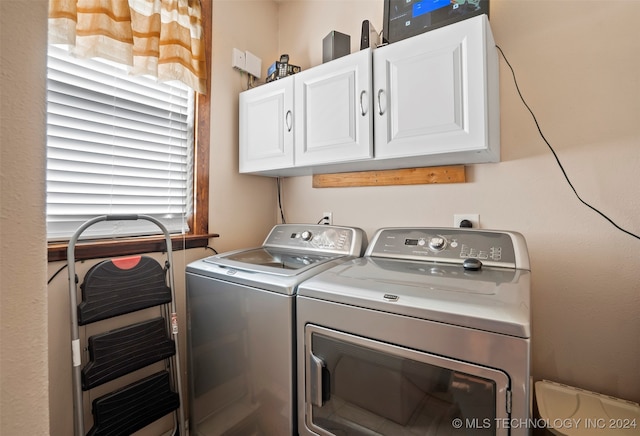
(304, 325), (510, 436)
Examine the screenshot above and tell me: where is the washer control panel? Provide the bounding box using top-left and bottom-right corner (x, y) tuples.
(263, 224), (365, 256)
(367, 228), (529, 270)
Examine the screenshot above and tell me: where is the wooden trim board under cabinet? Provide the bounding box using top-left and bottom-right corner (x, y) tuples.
(312, 165), (466, 188)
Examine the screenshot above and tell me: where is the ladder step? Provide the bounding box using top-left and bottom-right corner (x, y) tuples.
(78, 256), (172, 325)
(87, 371), (179, 436)
(82, 317), (176, 390)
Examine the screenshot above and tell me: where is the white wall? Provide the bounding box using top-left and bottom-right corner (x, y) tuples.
(0, 0), (51, 434)
(276, 0), (640, 403)
(209, 0), (281, 253)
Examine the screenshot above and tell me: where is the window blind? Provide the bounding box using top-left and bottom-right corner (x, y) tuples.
(46, 45), (195, 241)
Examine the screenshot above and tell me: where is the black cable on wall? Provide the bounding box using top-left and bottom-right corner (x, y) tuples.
(496, 45), (639, 241)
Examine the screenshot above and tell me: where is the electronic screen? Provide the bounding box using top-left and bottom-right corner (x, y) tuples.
(383, 0), (489, 44)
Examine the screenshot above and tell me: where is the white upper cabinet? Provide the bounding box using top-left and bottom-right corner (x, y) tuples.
(294, 49), (373, 166)
(238, 15), (499, 176)
(239, 75), (294, 173)
(373, 14), (499, 164)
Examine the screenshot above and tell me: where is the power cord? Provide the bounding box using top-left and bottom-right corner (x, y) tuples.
(316, 215), (331, 225)
(496, 45), (639, 241)
(277, 177), (286, 224)
(48, 263), (69, 284)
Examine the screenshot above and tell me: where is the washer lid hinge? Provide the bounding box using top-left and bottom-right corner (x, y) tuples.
(506, 389), (512, 414)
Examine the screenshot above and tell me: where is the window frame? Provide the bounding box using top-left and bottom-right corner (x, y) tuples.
(47, 0), (215, 263)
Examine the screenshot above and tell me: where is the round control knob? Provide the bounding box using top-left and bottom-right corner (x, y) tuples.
(428, 236), (446, 251)
(300, 230), (313, 241)
(463, 258), (483, 271)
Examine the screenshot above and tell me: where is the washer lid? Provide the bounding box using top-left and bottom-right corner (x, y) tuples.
(188, 251), (354, 295)
(204, 247), (341, 276)
(297, 257), (531, 338)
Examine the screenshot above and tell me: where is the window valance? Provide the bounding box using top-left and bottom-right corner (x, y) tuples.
(48, 0), (207, 94)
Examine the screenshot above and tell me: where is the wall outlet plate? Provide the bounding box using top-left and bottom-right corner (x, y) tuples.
(322, 211), (333, 225)
(454, 213), (480, 228)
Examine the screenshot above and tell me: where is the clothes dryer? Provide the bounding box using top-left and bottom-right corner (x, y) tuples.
(297, 227), (531, 436)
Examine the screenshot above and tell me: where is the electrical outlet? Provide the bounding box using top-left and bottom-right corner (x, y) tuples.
(322, 211), (333, 225)
(454, 214), (480, 228)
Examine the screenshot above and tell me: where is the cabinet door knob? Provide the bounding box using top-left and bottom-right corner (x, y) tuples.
(377, 89), (385, 116)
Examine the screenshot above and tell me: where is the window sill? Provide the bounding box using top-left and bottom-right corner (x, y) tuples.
(48, 233), (219, 263)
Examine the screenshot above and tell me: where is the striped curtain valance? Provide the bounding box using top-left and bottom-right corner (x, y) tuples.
(48, 0), (207, 94)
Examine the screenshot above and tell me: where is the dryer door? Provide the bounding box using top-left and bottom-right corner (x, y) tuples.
(303, 324), (510, 436)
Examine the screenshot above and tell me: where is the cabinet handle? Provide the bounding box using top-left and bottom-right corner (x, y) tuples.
(377, 89), (385, 116)
(285, 110), (292, 132)
(359, 90), (367, 116)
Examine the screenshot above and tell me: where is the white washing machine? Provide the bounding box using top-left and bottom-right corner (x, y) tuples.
(297, 227), (531, 436)
(185, 224), (366, 436)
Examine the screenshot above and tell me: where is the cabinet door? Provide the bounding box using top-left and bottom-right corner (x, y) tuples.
(373, 15), (499, 160)
(239, 76), (294, 173)
(294, 49), (373, 166)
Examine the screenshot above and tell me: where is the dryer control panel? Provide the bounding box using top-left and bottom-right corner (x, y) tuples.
(367, 228), (530, 270)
